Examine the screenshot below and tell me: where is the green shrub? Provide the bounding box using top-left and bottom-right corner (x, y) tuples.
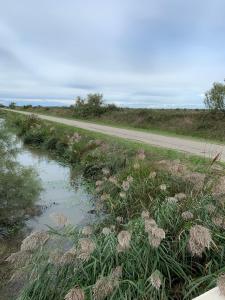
(205, 81), (225, 112)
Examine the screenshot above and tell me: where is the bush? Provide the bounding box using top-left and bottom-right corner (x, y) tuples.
(204, 81), (225, 112)
(9, 102), (16, 109)
(73, 93), (119, 118)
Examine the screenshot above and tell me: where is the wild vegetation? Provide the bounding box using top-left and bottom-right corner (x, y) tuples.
(2, 110), (225, 299)
(204, 80), (225, 112)
(0, 120), (41, 299)
(16, 81), (225, 143)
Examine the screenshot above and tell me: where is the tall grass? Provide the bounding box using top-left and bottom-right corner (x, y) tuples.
(4, 113), (225, 299)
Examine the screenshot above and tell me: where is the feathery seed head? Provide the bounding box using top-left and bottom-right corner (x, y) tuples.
(100, 193), (110, 201)
(175, 193), (186, 201)
(78, 238), (95, 261)
(144, 218), (157, 233)
(122, 180), (130, 191)
(93, 267), (122, 300)
(117, 230), (131, 250)
(95, 186), (101, 192)
(212, 216), (225, 229)
(160, 184), (167, 191)
(102, 168), (110, 175)
(48, 250), (63, 265)
(119, 192), (126, 198)
(188, 225), (212, 257)
(217, 273), (225, 296)
(116, 216), (123, 223)
(81, 226), (93, 236)
(64, 287), (85, 300)
(108, 176), (118, 185)
(149, 171), (157, 179)
(60, 251), (76, 265)
(151, 227), (166, 240)
(137, 149), (146, 160)
(149, 236), (162, 248)
(166, 197), (178, 205)
(141, 210), (150, 219)
(110, 225), (116, 231)
(133, 162), (140, 169)
(21, 231), (49, 251)
(206, 204), (216, 213)
(6, 250), (32, 268)
(102, 227), (111, 235)
(127, 175), (134, 183)
(182, 211), (193, 221)
(150, 270), (162, 290)
(92, 277), (114, 300)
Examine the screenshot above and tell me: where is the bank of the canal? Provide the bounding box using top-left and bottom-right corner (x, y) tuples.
(0, 126), (96, 299)
(2, 111), (225, 299)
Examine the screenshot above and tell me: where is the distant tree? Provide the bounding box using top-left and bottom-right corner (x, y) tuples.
(73, 93), (119, 118)
(204, 80), (225, 112)
(74, 94), (104, 117)
(86, 93), (104, 107)
(9, 102), (16, 109)
(23, 104), (33, 109)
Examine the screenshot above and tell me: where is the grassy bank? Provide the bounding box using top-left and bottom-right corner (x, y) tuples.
(17, 106), (225, 143)
(2, 110), (225, 300)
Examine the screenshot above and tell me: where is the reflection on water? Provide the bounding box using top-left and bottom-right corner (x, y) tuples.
(0, 132), (95, 299)
(16, 143), (95, 230)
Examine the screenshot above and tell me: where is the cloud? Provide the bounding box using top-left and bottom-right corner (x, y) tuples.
(0, 0), (225, 107)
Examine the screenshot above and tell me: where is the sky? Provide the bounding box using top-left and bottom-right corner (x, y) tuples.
(0, 0), (225, 108)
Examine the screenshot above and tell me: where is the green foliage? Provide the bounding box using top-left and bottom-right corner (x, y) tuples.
(18, 104), (225, 143)
(74, 93), (119, 118)
(4, 113), (225, 299)
(17, 188), (225, 300)
(204, 81), (225, 112)
(23, 104), (33, 109)
(9, 102), (16, 109)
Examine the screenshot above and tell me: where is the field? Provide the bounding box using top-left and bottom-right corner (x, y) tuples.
(1, 109), (225, 299)
(17, 106), (225, 143)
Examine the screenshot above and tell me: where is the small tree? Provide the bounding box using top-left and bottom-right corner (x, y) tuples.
(74, 94), (105, 117)
(204, 81), (225, 112)
(9, 102), (16, 109)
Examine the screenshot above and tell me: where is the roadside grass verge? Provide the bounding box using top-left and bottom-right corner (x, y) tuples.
(14, 106), (225, 144)
(2, 110), (225, 300)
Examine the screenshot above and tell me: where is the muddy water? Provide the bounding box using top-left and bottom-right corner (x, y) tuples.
(0, 138), (95, 299)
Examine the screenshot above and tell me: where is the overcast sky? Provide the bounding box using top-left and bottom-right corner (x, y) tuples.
(0, 0), (225, 108)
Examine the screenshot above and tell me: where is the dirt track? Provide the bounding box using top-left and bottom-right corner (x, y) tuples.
(3, 109), (225, 162)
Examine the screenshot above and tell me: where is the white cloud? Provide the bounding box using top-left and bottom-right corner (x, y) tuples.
(0, 0), (225, 107)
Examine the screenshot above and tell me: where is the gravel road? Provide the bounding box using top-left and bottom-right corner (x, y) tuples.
(3, 109), (225, 162)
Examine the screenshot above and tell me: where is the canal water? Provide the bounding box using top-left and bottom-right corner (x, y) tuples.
(0, 131), (95, 299)
(16, 142), (95, 230)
